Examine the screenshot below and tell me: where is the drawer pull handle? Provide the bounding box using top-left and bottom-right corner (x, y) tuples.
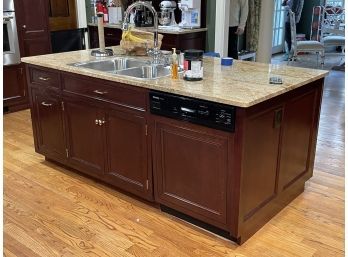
(41, 102), (53, 107)
(93, 89), (108, 95)
(106, 33), (113, 36)
(38, 76), (50, 81)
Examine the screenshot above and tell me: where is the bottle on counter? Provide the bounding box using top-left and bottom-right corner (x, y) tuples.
(183, 49), (204, 81)
(171, 48), (179, 80)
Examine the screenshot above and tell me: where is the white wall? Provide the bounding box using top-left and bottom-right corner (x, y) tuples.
(214, 0), (275, 63)
(256, 1), (275, 63)
(76, 0), (87, 28)
(76, 0), (89, 48)
(214, 0), (230, 57)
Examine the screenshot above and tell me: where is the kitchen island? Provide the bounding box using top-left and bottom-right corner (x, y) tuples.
(22, 47), (328, 244)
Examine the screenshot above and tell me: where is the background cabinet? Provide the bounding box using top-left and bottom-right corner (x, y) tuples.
(87, 25), (206, 51)
(5, 0), (51, 113)
(3, 64), (28, 112)
(14, 0), (51, 57)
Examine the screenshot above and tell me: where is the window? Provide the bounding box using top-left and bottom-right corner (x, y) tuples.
(272, 0), (285, 54)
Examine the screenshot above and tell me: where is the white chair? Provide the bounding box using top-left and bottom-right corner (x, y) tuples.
(288, 10), (325, 67)
(321, 5), (345, 55)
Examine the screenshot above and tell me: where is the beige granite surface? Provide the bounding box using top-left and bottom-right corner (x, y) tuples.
(21, 46), (328, 108)
(88, 23), (208, 35)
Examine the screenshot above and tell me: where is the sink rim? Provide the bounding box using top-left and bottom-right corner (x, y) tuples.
(68, 57), (151, 68)
(68, 57), (182, 80)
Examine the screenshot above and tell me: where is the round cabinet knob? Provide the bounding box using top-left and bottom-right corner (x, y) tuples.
(22, 25), (26, 29)
(95, 119), (99, 125)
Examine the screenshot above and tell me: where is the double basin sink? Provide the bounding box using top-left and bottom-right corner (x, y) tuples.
(69, 57), (172, 80)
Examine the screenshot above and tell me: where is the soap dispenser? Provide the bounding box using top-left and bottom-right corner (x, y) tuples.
(171, 48), (179, 80)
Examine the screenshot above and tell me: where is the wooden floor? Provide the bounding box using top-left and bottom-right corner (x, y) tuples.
(4, 71), (344, 257)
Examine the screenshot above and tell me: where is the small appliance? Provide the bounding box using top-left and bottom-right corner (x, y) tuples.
(159, 1), (177, 27)
(178, 0), (201, 28)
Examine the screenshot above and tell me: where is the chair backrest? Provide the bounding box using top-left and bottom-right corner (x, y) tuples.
(289, 10), (297, 52)
(321, 5), (345, 37)
(310, 6), (323, 41)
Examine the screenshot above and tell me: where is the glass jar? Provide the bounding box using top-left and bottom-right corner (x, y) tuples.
(183, 49), (204, 81)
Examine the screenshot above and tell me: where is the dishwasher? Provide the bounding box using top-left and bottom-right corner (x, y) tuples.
(149, 90), (236, 237)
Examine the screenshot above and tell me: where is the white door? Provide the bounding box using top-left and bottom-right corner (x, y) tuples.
(272, 0), (286, 54)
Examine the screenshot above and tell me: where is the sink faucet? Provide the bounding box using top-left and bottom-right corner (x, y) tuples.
(122, 1), (162, 64)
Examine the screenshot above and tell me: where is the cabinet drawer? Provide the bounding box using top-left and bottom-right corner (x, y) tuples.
(30, 66), (60, 88)
(62, 74), (147, 110)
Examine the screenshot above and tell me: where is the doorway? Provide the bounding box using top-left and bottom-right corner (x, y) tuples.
(272, 0), (285, 54)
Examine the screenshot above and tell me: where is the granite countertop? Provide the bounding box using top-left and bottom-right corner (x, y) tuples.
(88, 23), (208, 35)
(21, 46), (328, 108)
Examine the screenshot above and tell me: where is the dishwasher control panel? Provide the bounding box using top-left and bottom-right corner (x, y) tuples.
(149, 91), (236, 132)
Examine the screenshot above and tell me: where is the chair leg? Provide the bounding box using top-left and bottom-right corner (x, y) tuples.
(320, 51), (325, 68)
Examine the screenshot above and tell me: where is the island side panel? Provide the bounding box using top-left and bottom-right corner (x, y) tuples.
(236, 79), (324, 243)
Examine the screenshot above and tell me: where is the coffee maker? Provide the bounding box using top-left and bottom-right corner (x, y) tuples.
(178, 0), (201, 28)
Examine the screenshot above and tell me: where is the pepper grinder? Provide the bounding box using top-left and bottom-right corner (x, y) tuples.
(91, 13), (114, 57)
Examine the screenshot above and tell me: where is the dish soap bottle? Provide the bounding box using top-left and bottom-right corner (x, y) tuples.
(171, 48), (179, 79)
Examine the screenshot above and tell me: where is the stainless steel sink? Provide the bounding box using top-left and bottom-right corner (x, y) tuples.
(70, 58), (150, 73)
(115, 65), (171, 80)
(69, 57), (178, 80)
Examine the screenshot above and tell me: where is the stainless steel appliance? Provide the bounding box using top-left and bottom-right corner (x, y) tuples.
(3, 0), (21, 66)
(159, 1), (177, 27)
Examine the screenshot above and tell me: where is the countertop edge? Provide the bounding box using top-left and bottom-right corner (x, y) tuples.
(21, 58), (328, 108)
(87, 23), (208, 35)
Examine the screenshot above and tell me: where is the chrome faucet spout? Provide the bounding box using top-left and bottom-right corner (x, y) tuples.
(123, 1), (161, 64)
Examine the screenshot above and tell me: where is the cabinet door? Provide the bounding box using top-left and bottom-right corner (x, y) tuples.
(104, 109), (152, 200)
(153, 119), (229, 228)
(64, 98), (105, 178)
(278, 90), (317, 190)
(48, 0), (77, 31)
(4, 64), (26, 105)
(30, 88), (66, 160)
(15, 0), (51, 56)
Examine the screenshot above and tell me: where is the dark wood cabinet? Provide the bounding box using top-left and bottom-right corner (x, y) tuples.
(88, 26), (122, 49)
(3, 63), (28, 112)
(30, 88), (66, 161)
(104, 108), (152, 200)
(240, 107), (282, 220)
(64, 97), (105, 178)
(26, 63), (324, 245)
(27, 65), (152, 200)
(5, 0), (51, 112)
(278, 90), (318, 191)
(153, 118), (230, 229)
(88, 25), (206, 51)
(14, 0), (51, 57)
